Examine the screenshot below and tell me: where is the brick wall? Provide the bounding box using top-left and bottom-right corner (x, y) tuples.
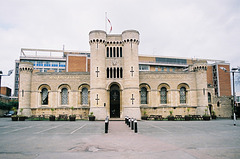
(87, 59), (91, 72)
(68, 55), (87, 72)
(0, 87), (11, 96)
(218, 64), (231, 96)
(207, 66), (213, 86)
(138, 56), (155, 63)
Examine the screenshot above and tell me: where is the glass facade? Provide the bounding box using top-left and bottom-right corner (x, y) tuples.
(20, 60), (66, 72)
(156, 57), (187, 65)
(139, 65), (149, 71)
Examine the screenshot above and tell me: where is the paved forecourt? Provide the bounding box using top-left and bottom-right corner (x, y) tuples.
(0, 118), (240, 159)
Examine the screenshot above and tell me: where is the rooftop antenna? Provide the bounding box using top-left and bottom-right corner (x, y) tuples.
(63, 44), (65, 57)
(105, 12), (107, 33)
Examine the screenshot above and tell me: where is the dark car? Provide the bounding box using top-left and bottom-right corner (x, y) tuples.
(3, 111), (15, 117)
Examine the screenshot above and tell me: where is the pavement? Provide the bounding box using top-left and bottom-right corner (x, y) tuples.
(0, 118), (240, 159)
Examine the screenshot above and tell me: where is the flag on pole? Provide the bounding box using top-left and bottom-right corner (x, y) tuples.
(107, 18), (112, 33)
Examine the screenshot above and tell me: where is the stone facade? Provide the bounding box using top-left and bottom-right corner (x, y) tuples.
(18, 30), (232, 120)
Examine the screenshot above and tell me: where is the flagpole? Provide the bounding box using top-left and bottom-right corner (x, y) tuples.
(105, 12), (107, 33)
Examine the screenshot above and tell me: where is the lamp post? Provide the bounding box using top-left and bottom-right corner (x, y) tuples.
(0, 70), (13, 98)
(220, 67), (240, 126)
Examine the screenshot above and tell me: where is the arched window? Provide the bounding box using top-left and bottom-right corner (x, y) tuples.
(81, 88), (88, 105)
(141, 87), (147, 104)
(41, 88), (48, 105)
(208, 92), (211, 103)
(160, 87), (167, 104)
(61, 88), (68, 105)
(180, 87), (186, 104)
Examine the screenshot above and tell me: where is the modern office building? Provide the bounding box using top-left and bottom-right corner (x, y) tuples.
(14, 48), (90, 96)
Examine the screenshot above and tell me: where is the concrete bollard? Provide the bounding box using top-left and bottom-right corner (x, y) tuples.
(131, 118), (134, 130)
(134, 119), (138, 133)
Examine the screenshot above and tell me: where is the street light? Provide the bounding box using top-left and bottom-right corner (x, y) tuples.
(0, 70), (13, 98)
(220, 66), (240, 126)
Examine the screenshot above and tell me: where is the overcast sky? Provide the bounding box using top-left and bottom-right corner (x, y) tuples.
(0, 0), (240, 92)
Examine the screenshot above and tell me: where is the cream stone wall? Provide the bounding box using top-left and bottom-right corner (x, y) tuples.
(18, 30), (232, 119)
(139, 70), (208, 117)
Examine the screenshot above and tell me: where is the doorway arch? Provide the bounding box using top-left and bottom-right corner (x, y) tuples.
(110, 84), (120, 118)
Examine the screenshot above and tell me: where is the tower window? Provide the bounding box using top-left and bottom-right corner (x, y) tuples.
(110, 47), (112, 57)
(107, 47), (109, 57)
(120, 47), (122, 57)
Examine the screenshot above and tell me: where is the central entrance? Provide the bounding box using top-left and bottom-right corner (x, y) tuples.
(110, 84), (120, 118)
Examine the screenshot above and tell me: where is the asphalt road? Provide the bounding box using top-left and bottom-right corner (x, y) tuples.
(0, 118), (240, 159)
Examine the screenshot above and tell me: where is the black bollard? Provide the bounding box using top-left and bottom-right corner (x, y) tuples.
(131, 118), (134, 130)
(128, 118), (131, 127)
(134, 120), (138, 133)
(125, 116), (127, 124)
(105, 117), (109, 133)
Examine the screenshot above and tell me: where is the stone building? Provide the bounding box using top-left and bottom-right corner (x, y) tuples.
(18, 30), (232, 120)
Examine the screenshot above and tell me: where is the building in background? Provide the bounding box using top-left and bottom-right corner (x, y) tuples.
(14, 48), (90, 96)
(0, 86), (12, 103)
(17, 30), (232, 119)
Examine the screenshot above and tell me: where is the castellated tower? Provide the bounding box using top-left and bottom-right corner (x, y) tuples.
(89, 30), (107, 119)
(89, 30), (141, 120)
(193, 63), (209, 115)
(18, 62), (33, 117)
(121, 30), (141, 119)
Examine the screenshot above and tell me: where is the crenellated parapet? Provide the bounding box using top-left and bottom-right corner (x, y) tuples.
(19, 67), (33, 72)
(192, 63), (207, 72)
(89, 39), (106, 45)
(19, 62), (34, 73)
(122, 30), (140, 45)
(122, 38), (140, 45)
(89, 30), (107, 45)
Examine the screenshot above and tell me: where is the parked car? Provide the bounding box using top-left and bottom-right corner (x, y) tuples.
(4, 111), (15, 117)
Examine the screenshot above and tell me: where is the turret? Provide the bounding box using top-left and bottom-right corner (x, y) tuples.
(121, 30), (141, 119)
(18, 62), (33, 117)
(193, 63), (208, 115)
(89, 30), (107, 119)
